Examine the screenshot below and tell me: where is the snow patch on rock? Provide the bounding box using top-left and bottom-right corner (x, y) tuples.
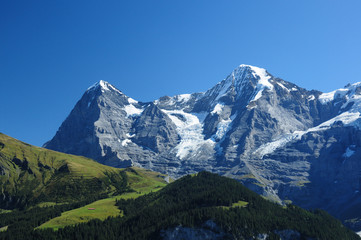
(123, 104), (144, 117)
(277, 82), (289, 92)
(255, 111), (361, 157)
(162, 110), (213, 159)
(126, 133), (135, 138)
(211, 103), (224, 115)
(87, 80), (108, 91)
(87, 80), (125, 96)
(319, 88), (349, 105)
(121, 139), (132, 146)
(177, 94), (192, 102)
(308, 95), (315, 101)
(249, 65), (273, 102)
(214, 119), (232, 140)
(128, 97), (138, 104)
(255, 132), (304, 157)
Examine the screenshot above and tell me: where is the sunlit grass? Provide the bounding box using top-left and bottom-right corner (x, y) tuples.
(219, 200), (248, 209)
(0, 226), (8, 232)
(36, 197), (122, 230)
(36, 168), (168, 230)
(0, 209), (12, 214)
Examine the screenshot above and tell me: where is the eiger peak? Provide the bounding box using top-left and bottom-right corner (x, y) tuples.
(88, 80), (113, 91)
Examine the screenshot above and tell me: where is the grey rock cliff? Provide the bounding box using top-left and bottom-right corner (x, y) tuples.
(132, 103), (179, 153)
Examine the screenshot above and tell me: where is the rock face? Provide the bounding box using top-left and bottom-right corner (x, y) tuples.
(131, 103), (179, 153)
(160, 220), (231, 240)
(44, 65), (361, 228)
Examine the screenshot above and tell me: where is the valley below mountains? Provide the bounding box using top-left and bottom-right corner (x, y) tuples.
(44, 64), (361, 231)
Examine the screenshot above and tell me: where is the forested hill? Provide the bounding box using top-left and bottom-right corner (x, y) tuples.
(8, 171), (359, 240)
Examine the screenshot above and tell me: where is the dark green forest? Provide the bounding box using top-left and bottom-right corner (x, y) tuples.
(0, 171), (358, 240)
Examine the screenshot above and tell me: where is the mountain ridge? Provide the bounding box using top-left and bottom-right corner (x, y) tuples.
(44, 64), (361, 230)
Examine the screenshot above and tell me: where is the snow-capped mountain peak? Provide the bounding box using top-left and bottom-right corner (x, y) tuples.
(203, 64), (274, 108)
(242, 65), (273, 102)
(231, 64), (272, 87)
(83, 80), (142, 117)
(87, 80), (124, 94)
(88, 80), (109, 90)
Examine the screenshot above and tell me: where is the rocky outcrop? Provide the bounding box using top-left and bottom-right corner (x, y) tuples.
(160, 221), (230, 240)
(274, 230), (301, 240)
(160, 222), (306, 240)
(132, 103), (179, 153)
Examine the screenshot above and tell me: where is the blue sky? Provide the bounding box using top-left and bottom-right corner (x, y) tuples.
(1, 0), (361, 146)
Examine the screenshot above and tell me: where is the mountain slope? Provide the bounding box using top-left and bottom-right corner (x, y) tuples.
(36, 167), (169, 230)
(18, 172), (360, 240)
(43, 64), (361, 229)
(0, 133), (168, 209)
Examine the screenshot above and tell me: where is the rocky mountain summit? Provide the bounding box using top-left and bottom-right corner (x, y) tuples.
(44, 65), (361, 228)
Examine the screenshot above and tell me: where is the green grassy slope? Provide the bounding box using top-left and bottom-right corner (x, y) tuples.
(0, 166), (168, 239)
(37, 168), (168, 230)
(36, 197), (123, 230)
(0, 133), (168, 209)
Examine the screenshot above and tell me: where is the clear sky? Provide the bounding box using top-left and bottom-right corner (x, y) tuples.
(1, 0), (361, 147)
